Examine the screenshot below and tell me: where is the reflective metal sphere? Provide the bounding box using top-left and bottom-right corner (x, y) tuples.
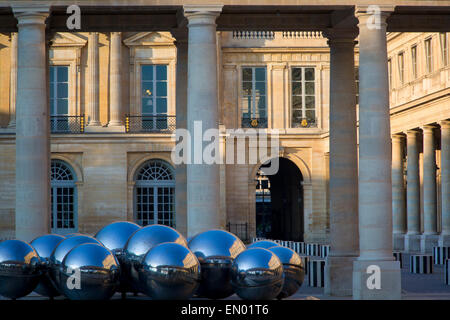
(124, 224), (187, 292)
(231, 248), (284, 300)
(30, 234), (65, 298)
(139, 242), (200, 300)
(60, 243), (120, 300)
(247, 240), (280, 249)
(188, 229), (246, 299)
(0, 240), (42, 299)
(268, 246), (304, 299)
(49, 235), (101, 293)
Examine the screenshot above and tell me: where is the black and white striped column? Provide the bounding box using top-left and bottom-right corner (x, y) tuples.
(306, 243), (320, 257)
(433, 247), (450, 265)
(410, 255), (433, 274)
(393, 252), (403, 268)
(300, 256), (309, 275)
(308, 259), (326, 287)
(320, 245), (330, 258)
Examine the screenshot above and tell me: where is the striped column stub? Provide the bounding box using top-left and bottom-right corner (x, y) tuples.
(306, 243), (321, 257)
(308, 259), (326, 287)
(393, 252), (403, 268)
(445, 260), (450, 285)
(320, 245), (330, 258)
(410, 254), (433, 274)
(433, 247), (450, 265)
(299, 255), (309, 275)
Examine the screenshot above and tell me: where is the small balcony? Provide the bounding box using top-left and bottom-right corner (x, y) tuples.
(125, 115), (176, 133)
(241, 117), (268, 128)
(291, 117), (318, 128)
(50, 115), (85, 134)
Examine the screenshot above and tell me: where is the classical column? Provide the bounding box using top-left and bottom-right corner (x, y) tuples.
(108, 32), (124, 129)
(440, 120), (450, 245)
(392, 133), (406, 250)
(353, 7), (401, 300)
(421, 125), (439, 252)
(86, 32), (101, 127)
(173, 28), (188, 237)
(405, 129), (421, 252)
(12, 5), (50, 241)
(323, 29), (359, 297)
(184, 5), (223, 236)
(8, 32), (18, 128)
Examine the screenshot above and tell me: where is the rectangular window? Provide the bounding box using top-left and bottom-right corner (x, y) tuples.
(241, 67), (267, 128)
(291, 67), (316, 128)
(141, 65), (168, 130)
(50, 66), (69, 132)
(411, 45), (418, 79)
(398, 52), (405, 85)
(425, 38), (433, 73)
(440, 33), (448, 67)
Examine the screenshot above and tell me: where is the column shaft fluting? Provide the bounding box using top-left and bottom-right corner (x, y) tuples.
(87, 32), (100, 126)
(422, 125), (437, 234)
(184, 6), (223, 236)
(441, 121), (450, 235)
(8, 32), (18, 128)
(392, 134), (406, 234)
(108, 32), (123, 126)
(13, 7), (50, 241)
(407, 130), (421, 234)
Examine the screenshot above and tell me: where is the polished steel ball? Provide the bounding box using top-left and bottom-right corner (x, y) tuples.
(139, 242), (200, 300)
(49, 235), (101, 293)
(30, 234), (65, 298)
(60, 243), (120, 300)
(188, 229), (246, 299)
(268, 246), (304, 299)
(0, 240), (42, 299)
(124, 224), (187, 292)
(247, 240), (280, 249)
(231, 248), (284, 300)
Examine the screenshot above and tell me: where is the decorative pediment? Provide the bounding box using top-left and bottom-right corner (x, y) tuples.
(50, 32), (87, 48)
(123, 32), (175, 47)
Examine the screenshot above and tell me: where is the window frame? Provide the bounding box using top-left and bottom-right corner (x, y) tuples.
(440, 32), (449, 67)
(397, 51), (405, 85)
(289, 66), (317, 128)
(411, 45), (418, 79)
(425, 37), (433, 73)
(240, 66), (268, 128)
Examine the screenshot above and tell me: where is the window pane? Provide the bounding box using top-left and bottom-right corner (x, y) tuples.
(255, 82), (265, 96)
(255, 68), (266, 81)
(57, 83), (68, 99)
(292, 81), (302, 95)
(156, 65), (167, 80)
(50, 84), (54, 99)
(305, 82), (315, 95)
(241, 96), (251, 116)
(242, 82), (252, 95)
(305, 109), (316, 120)
(292, 68), (302, 81)
(292, 109), (303, 121)
(242, 68), (252, 81)
(142, 65), (153, 81)
(57, 67), (68, 82)
(305, 68), (315, 81)
(50, 99), (56, 115)
(156, 98), (167, 114)
(257, 96), (266, 117)
(156, 81), (167, 97)
(142, 82), (153, 98)
(305, 96), (315, 108)
(292, 96), (302, 109)
(142, 98), (153, 114)
(57, 99), (68, 115)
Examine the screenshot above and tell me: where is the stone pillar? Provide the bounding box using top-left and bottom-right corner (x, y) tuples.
(86, 32), (101, 128)
(392, 133), (406, 250)
(12, 5), (50, 241)
(173, 28), (188, 237)
(323, 29), (359, 297)
(108, 32), (124, 130)
(405, 129), (422, 252)
(353, 7), (401, 300)
(421, 125), (439, 252)
(8, 32), (18, 128)
(440, 120), (450, 245)
(184, 5), (223, 237)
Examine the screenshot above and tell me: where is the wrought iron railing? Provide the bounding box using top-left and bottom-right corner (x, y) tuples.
(50, 115), (85, 134)
(241, 117), (268, 128)
(125, 115), (176, 133)
(292, 117), (318, 128)
(227, 222), (249, 243)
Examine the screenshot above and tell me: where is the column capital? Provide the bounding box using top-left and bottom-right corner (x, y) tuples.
(440, 119), (450, 129)
(392, 133), (405, 141)
(422, 124), (437, 133)
(183, 4), (223, 25)
(323, 27), (358, 45)
(110, 31), (122, 37)
(355, 5), (394, 27)
(12, 4), (49, 25)
(407, 129), (421, 137)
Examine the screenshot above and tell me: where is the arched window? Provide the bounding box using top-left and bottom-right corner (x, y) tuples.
(51, 160), (77, 234)
(134, 159), (175, 227)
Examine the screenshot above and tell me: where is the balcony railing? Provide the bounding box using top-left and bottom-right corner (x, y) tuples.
(125, 115), (176, 133)
(241, 117), (268, 128)
(50, 115), (85, 134)
(292, 117), (318, 128)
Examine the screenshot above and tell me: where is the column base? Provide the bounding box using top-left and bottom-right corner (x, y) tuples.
(420, 234), (439, 253)
(393, 233), (405, 251)
(84, 125), (105, 133)
(438, 234), (450, 247)
(352, 260), (401, 300)
(324, 255), (358, 296)
(404, 234), (421, 253)
(105, 125), (126, 133)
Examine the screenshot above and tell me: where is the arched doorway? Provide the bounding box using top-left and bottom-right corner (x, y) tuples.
(255, 157), (304, 241)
